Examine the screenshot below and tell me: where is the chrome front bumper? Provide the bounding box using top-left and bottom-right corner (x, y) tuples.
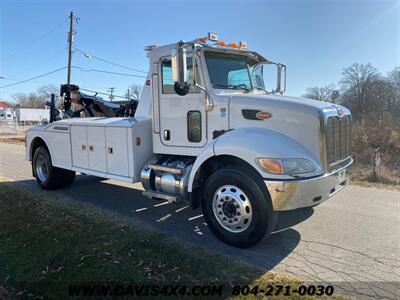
(265, 160), (352, 211)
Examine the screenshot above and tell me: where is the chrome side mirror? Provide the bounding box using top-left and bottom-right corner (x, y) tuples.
(171, 43), (189, 96)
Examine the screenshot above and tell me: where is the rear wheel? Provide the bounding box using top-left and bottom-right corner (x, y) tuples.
(33, 146), (75, 189)
(202, 168), (276, 248)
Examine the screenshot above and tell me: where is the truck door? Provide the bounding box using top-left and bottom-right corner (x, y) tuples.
(157, 56), (207, 147)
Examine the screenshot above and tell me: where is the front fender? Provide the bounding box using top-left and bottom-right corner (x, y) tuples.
(187, 127), (324, 193)
(214, 127), (323, 179)
(187, 141), (215, 192)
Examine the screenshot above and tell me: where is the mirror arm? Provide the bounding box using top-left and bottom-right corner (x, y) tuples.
(276, 63), (282, 94)
(196, 82), (212, 112)
(282, 64), (287, 93)
(193, 48), (213, 112)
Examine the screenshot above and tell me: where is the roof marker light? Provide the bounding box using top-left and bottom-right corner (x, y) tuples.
(239, 41), (248, 49)
(208, 32), (219, 42)
(197, 37), (207, 43)
(217, 41), (227, 47)
(144, 44), (157, 51)
(229, 42), (239, 48)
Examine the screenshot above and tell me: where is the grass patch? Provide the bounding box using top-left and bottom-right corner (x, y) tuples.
(0, 181), (255, 298)
(0, 179), (346, 299)
(351, 165), (400, 191)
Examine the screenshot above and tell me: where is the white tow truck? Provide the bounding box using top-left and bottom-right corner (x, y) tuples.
(25, 33), (352, 248)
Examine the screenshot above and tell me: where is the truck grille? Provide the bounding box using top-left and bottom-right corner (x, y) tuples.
(325, 115), (351, 166)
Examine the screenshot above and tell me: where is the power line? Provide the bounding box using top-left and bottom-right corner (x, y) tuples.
(79, 87), (127, 99)
(8, 47), (68, 78)
(74, 48), (147, 74)
(0, 65), (145, 90)
(0, 67), (67, 88)
(1, 18), (69, 62)
(72, 66), (147, 78)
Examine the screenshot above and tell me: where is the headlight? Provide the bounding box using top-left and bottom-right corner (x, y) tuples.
(257, 158), (315, 174)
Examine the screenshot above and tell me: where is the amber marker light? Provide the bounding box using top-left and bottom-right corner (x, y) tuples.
(217, 41), (227, 46)
(229, 42), (239, 48)
(197, 37), (207, 43)
(258, 159), (284, 174)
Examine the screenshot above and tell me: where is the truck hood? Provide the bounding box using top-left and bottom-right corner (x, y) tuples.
(230, 93), (337, 115)
(228, 93), (348, 164)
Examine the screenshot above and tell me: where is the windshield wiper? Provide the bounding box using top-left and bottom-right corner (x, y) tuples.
(253, 86), (268, 94)
(214, 84), (250, 92)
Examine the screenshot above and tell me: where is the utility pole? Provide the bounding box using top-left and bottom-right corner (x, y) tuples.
(67, 11), (74, 84)
(126, 89), (130, 100)
(108, 87), (115, 101)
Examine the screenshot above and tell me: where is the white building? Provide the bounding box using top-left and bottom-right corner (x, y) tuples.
(0, 108), (14, 120)
(0, 102), (14, 120)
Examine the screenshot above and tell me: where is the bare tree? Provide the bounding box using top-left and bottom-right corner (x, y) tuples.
(37, 85), (59, 101)
(11, 85), (60, 108)
(388, 67), (400, 114)
(388, 67), (400, 89)
(127, 84), (142, 100)
(340, 63), (380, 126)
(302, 84), (340, 103)
(303, 63), (400, 176)
(37, 84), (61, 108)
(12, 92), (44, 108)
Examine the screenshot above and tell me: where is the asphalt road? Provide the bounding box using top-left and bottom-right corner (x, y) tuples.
(0, 142), (399, 299)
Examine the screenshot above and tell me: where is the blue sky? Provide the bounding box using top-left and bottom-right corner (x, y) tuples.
(1, 0), (399, 101)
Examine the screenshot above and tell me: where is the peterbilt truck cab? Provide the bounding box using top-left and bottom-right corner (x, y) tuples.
(25, 33), (352, 248)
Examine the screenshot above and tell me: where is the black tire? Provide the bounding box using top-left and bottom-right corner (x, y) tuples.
(33, 146), (63, 189)
(202, 168), (276, 248)
(33, 147), (77, 189)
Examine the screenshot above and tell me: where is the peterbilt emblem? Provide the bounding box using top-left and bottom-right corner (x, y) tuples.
(242, 109), (272, 120)
(256, 111), (272, 120)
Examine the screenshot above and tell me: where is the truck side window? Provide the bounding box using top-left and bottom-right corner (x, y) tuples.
(161, 58), (200, 94)
(187, 111), (201, 142)
(161, 60), (174, 94)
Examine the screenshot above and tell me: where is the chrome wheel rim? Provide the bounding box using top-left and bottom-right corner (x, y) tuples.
(212, 185), (253, 233)
(36, 156), (48, 182)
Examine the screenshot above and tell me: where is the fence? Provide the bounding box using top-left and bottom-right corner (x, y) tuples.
(0, 120), (33, 136)
(0, 120), (18, 135)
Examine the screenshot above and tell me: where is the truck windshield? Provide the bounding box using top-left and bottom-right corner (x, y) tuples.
(204, 52), (263, 92)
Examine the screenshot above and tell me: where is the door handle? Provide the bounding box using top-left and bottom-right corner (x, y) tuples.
(89, 145), (94, 151)
(163, 130), (170, 141)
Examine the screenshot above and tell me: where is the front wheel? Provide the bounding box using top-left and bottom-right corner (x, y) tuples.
(202, 168), (276, 248)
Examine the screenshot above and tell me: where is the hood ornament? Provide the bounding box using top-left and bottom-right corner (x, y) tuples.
(333, 105), (344, 119)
